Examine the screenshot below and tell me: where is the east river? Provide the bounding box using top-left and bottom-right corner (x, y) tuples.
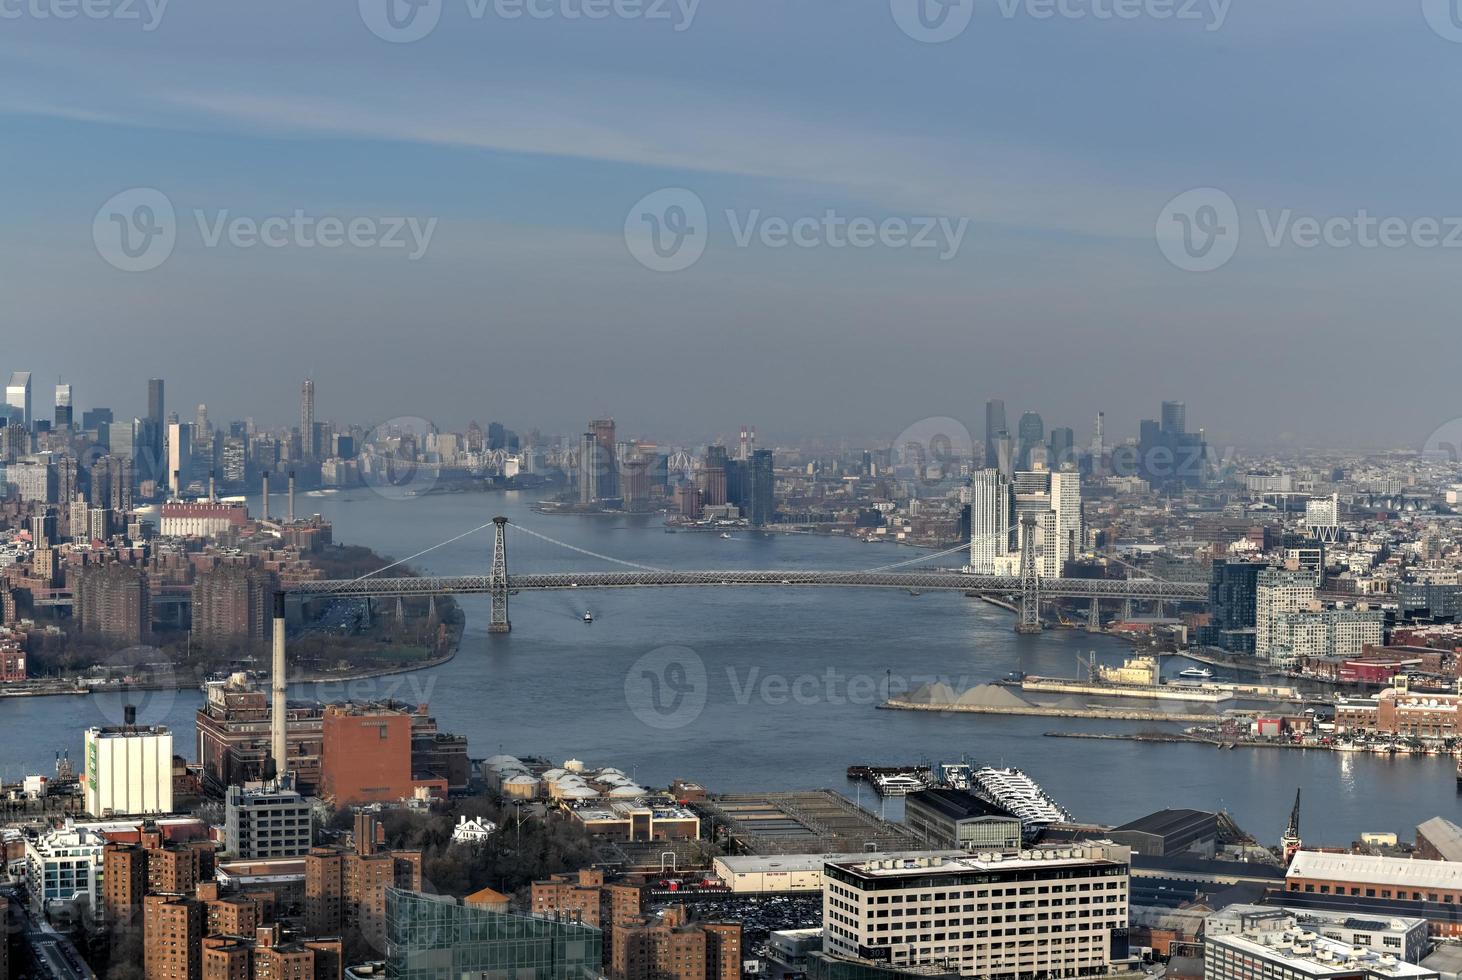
(2, 488), (1458, 843)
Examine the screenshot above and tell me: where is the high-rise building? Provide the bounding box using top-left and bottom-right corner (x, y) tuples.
(1161, 400), (1186, 435)
(307, 813), (423, 954)
(590, 418), (618, 499)
(821, 845), (1130, 976)
(5, 371), (31, 429)
(749, 449), (774, 527)
(967, 469), (1012, 574)
(1007, 470), (1081, 577)
(167, 421), (192, 496)
(1047, 426), (1074, 469)
(1199, 560), (1263, 654)
(320, 703), (414, 805)
(984, 399), (1006, 470)
(195, 402), (210, 437)
(579, 431), (604, 504)
(224, 782), (313, 859)
(147, 378), (165, 426)
(1256, 567), (1319, 666)
(1016, 411), (1044, 470)
(54, 383), (73, 431)
(75, 565), (150, 644)
(301, 378), (316, 459)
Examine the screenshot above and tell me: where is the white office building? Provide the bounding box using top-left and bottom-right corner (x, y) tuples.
(1257, 567), (1319, 665)
(5, 371), (31, 428)
(968, 469), (1012, 574)
(1205, 913), (1437, 980)
(224, 782), (314, 858)
(25, 823), (106, 918)
(822, 845), (1131, 979)
(1001, 469), (1082, 578)
(84, 725), (174, 817)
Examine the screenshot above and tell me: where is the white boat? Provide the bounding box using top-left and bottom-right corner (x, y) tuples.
(583, 611), (593, 623)
(1179, 667), (1213, 679)
(720, 532), (732, 539)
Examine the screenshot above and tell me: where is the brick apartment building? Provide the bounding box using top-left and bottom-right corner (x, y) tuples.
(304, 814), (422, 956)
(104, 829), (218, 929)
(74, 564), (150, 643)
(192, 566), (276, 643)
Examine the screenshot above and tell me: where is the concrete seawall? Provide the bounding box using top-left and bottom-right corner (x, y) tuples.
(879, 699), (1224, 723)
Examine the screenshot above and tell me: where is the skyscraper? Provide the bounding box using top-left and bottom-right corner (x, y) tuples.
(1161, 400), (1186, 435)
(1047, 427), (1074, 470)
(54, 383), (73, 431)
(578, 432), (601, 504)
(1017, 411), (1044, 470)
(5, 372), (32, 429)
(968, 469), (1012, 574)
(590, 418), (617, 499)
(301, 378), (316, 459)
(167, 421), (192, 496)
(147, 378), (165, 426)
(749, 449), (774, 527)
(984, 399), (1007, 470)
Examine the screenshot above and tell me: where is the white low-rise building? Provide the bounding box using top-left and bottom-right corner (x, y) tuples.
(452, 815), (497, 845)
(25, 823), (106, 918)
(84, 724), (173, 817)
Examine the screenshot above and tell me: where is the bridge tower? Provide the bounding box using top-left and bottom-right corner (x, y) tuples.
(1087, 592), (1101, 633)
(1016, 515), (1042, 634)
(489, 516), (511, 633)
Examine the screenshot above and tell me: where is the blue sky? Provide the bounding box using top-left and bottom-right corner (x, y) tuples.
(3, 0), (1460, 448)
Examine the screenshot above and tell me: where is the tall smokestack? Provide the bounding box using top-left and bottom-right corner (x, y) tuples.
(208, 470), (217, 503)
(261, 471), (270, 522)
(287, 470), (296, 524)
(270, 591), (287, 779)
(172, 470), (180, 500)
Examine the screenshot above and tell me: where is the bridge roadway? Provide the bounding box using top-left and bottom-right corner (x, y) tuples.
(285, 570), (1208, 601)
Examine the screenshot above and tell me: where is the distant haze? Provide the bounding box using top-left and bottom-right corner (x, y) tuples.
(2, 2), (1458, 450)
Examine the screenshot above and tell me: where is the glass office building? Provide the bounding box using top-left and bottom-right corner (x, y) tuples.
(385, 888), (602, 979)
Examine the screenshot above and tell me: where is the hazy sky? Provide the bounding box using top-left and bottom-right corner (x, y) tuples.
(3, 0), (1460, 450)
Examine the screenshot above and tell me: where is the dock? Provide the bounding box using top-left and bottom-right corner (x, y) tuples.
(1018, 676), (1233, 704)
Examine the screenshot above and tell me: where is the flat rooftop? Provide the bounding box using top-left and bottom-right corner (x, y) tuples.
(907, 788), (1016, 822)
(1211, 927), (1436, 978)
(830, 844), (1128, 880)
(1289, 851), (1462, 889)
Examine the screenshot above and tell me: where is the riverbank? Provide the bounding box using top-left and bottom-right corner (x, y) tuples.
(878, 699), (1223, 723)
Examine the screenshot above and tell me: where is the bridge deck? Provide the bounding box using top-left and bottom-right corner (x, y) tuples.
(285, 571), (1207, 601)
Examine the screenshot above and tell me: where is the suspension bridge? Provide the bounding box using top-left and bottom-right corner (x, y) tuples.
(262, 516), (1208, 772)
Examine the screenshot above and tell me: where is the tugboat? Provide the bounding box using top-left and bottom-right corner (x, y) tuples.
(583, 611), (594, 623)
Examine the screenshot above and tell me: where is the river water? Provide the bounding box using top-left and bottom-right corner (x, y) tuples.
(3, 488), (1457, 844)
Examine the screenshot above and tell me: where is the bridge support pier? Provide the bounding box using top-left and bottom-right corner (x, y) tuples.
(1122, 598), (1134, 622)
(1015, 515), (1042, 634)
(270, 591), (287, 780)
(489, 516), (511, 633)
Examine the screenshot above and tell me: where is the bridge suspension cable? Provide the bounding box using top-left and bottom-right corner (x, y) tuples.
(511, 524), (669, 573)
(323, 519), (500, 595)
(863, 540), (972, 573)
